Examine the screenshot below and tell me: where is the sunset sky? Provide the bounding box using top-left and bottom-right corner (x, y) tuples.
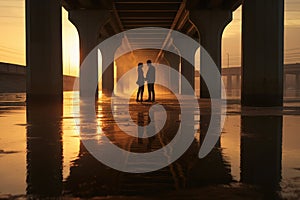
(0, 0), (299, 76)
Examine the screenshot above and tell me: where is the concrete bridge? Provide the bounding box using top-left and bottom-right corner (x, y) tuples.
(26, 0), (284, 106)
(0, 62), (76, 92)
(222, 63), (300, 91)
(22, 1), (287, 195)
(2, 61), (299, 95)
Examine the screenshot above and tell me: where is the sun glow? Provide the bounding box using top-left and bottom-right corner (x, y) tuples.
(62, 8), (80, 77)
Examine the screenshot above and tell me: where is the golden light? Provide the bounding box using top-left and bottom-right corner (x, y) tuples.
(62, 8), (80, 77)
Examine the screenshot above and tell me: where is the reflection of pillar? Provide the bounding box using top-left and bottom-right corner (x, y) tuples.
(26, 0), (62, 103)
(200, 112), (221, 148)
(163, 51), (180, 94)
(189, 113), (230, 185)
(241, 0), (284, 106)
(189, 10), (232, 98)
(240, 116), (282, 190)
(188, 147), (232, 186)
(65, 145), (120, 196)
(69, 10), (110, 97)
(26, 102), (63, 197)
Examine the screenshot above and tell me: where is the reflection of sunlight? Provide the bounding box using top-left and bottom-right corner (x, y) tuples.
(62, 91), (80, 180)
(194, 112), (200, 142)
(282, 116), (300, 180)
(97, 103), (104, 141)
(221, 115), (241, 181)
(0, 110), (26, 194)
(98, 49), (103, 95)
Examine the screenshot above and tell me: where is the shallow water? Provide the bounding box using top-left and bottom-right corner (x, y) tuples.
(0, 92), (300, 199)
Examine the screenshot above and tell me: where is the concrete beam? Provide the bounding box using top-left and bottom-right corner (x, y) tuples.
(186, 0), (241, 11)
(62, 0), (113, 10)
(241, 0), (284, 107)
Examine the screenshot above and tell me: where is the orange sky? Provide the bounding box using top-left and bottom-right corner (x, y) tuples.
(0, 0), (300, 76)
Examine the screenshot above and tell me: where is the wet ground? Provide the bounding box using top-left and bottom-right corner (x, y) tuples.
(0, 92), (300, 199)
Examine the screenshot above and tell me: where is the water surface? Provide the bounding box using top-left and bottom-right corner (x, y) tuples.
(0, 92), (300, 199)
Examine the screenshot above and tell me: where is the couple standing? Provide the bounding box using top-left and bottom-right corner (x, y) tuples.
(136, 60), (156, 102)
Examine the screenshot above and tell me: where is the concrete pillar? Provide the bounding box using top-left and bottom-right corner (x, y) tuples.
(240, 116), (282, 192)
(236, 75), (241, 90)
(242, 0), (284, 106)
(284, 74), (288, 97)
(26, 102), (63, 197)
(171, 39), (197, 95)
(100, 41), (121, 96)
(69, 10), (110, 97)
(181, 56), (195, 94)
(227, 75), (232, 90)
(189, 10), (232, 99)
(163, 51), (180, 94)
(26, 0), (63, 103)
(296, 74), (300, 91)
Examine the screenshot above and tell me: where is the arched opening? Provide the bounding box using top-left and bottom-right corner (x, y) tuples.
(222, 5), (242, 100)
(195, 47), (200, 98)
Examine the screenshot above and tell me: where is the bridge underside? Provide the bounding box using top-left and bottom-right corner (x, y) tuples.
(26, 0), (283, 107)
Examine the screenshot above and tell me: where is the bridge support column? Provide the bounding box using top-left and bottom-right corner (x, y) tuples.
(100, 41), (122, 96)
(242, 0), (284, 106)
(163, 51), (180, 94)
(236, 75), (241, 89)
(26, 0), (62, 103)
(180, 55), (195, 94)
(69, 10), (110, 97)
(227, 75), (232, 90)
(296, 74), (300, 91)
(190, 10), (232, 99)
(172, 39), (198, 95)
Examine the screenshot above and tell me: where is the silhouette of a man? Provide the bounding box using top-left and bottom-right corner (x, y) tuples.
(146, 60), (156, 102)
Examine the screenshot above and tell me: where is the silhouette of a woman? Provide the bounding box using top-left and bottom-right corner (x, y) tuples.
(136, 62), (145, 102)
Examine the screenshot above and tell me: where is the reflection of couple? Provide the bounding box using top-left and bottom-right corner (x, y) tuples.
(136, 60), (156, 102)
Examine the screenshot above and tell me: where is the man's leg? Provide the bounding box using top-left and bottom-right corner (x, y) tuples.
(152, 84), (155, 102)
(136, 87), (141, 101)
(140, 85), (144, 101)
(147, 83), (152, 101)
